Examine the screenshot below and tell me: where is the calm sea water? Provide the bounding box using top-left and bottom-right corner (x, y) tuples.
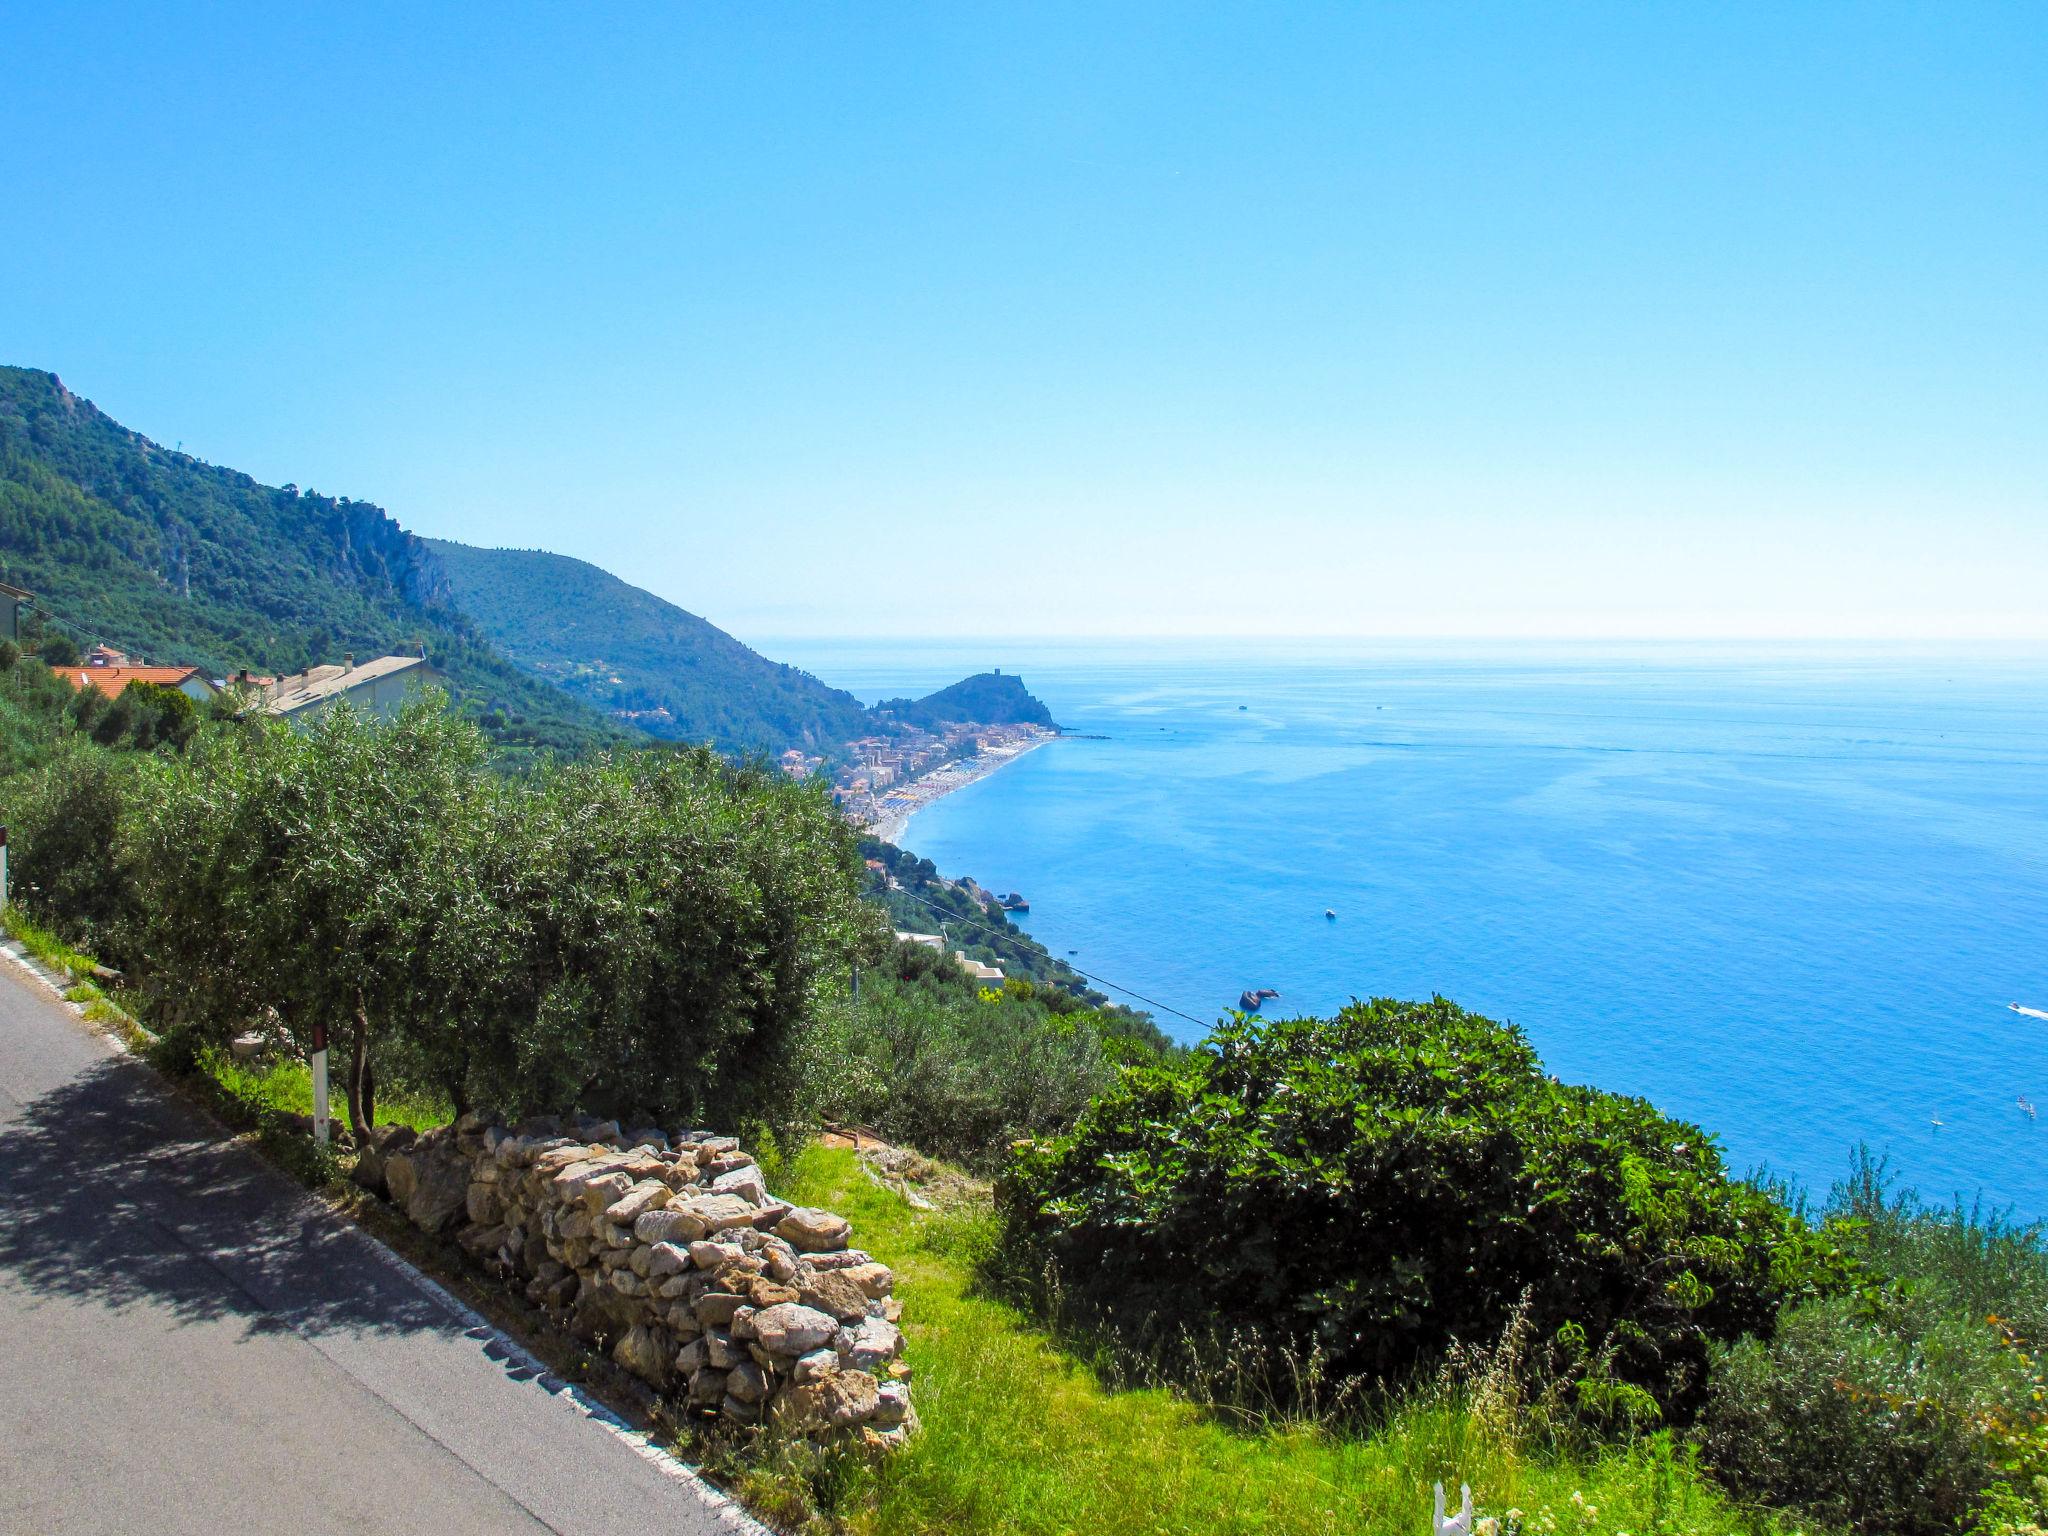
(770, 639), (2048, 1219)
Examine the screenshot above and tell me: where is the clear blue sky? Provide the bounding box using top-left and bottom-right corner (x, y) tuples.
(5, 4), (2043, 641)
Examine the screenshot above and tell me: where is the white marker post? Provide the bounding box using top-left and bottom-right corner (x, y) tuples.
(310, 1019), (330, 1146)
(0, 824), (9, 915)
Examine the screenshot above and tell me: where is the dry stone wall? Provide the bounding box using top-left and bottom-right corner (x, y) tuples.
(357, 1113), (914, 1448)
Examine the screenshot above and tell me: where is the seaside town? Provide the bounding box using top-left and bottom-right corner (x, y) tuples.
(779, 719), (1058, 840)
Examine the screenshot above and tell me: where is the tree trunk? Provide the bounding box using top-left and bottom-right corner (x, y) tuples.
(347, 997), (375, 1142)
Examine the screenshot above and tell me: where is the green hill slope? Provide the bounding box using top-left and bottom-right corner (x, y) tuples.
(0, 367), (624, 754)
(423, 539), (877, 754)
(878, 671), (1056, 729)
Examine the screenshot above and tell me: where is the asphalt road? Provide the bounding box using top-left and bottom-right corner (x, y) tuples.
(0, 955), (757, 1536)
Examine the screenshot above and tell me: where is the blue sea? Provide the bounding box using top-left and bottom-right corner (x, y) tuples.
(771, 639), (2048, 1220)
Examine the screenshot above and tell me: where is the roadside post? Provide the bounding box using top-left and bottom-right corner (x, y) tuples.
(310, 1019), (330, 1146)
(0, 824), (8, 913)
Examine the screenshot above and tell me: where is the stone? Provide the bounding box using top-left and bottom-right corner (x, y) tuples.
(559, 1207), (596, 1241)
(677, 1193), (758, 1236)
(688, 1239), (744, 1271)
(750, 1200), (793, 1231)
(351, 1146), (389, 1197)
(384, 1150), (419, 1208)
(633, 1208), (701, 1245)
(580, 1171), (635, 1214)
(720, 1393), (762, 1425)
(773, 1367), (880, 1431)
(675, 1337), (707, 1377)
(798, 1271), (871, 1323)
(465, 1180), (504, 1227)
(724, 1359), (768, 1404)
(836, 1317), (904, 1371)
(646, 1242), (690, 1278)
(405, 1145), (471, 1233)
(802, 1248), (874, 1272)
(729, 1304), (758, 1342)
(613, 1322), (671, 1386)
(751, 1303), (839, 1357)
(872, 1380), (912, 1429)
(710, 1164), (769, 1205)
(687, 1366), (726, 1406)
(776, 1208), (853, 1253)
(844, 1262), (894, 1299)
(704, 1329), (744, 1369)
(603, 1179), (672, 1227)
(694, 1292), (748, 1328)
(792, 1348), (838, 1384)
(611, 1270), (648, 1298)
(746, 1277), (800, 1309)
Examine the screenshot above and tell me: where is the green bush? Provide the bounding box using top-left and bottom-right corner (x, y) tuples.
(807, 943), (1157, 1166)
(997, 998), (1849, 1421)
(4, 739), (141, 941)
(1697, 1154), (2048, 1535)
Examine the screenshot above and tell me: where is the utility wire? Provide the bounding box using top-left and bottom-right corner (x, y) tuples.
(887, 883), (1212, 1031)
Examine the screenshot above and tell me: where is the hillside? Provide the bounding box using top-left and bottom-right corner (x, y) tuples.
(877, 670), (1056, 729)
(0, 368), (623, 754)
(424, 539), (875, 754)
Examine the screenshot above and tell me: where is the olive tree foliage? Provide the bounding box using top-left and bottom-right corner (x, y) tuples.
(108, 693), (884, 1133)
(122, 695), (490, 1136)
(452, 745), (889, 1129)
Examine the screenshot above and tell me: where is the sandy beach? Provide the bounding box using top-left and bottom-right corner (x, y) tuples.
(862, 728), (1057, 846)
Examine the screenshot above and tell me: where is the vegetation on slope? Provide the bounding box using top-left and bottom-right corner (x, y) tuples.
(875, 670), (1054, 730)
(424, 538), (878, 754)
(0, 366), (623, 753)
(740, 1143), (1794, 1536)
(998, 998), (1850, 1426)
(808, 941), (1173, 1168)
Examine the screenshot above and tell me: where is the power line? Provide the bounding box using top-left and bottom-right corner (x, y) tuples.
(887, 884), (1212, 1031)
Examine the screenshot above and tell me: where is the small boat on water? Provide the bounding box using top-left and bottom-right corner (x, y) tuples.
(1324, 908), (1336, 919)
(2012, 1002), (2048, 1022)
(1237, 987), (1281, 1011)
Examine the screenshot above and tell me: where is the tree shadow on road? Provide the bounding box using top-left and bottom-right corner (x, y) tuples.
(0, 1048), (453, 1341)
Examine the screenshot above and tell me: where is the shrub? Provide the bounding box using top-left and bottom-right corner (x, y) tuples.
(807, 943), (1148, 1166)
(997, 998), (1848, 1421)
(1697, 1153), (2048, 1535)
(3, 739), (141, 941)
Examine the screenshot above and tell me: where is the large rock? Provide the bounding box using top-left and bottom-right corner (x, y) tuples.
(837, 1316), (904, 1371)
(614, 1323), (671, 1386)
(751, 1303), (839, 1357)
(710, 1164), (769, 1205)
(797, 1270), (871, 1323)
(773, 1367), (880, 1431)
(404, 1145), (472, 1233)
(677, 1193), (759, 1237)
(776, 1207), (852, 1253)
(383, 1150), (419, 1209)
(604, 1179), (671, 1227)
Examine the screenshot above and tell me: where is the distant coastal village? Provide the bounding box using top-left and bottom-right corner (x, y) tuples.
(782, 719), (1057, 841)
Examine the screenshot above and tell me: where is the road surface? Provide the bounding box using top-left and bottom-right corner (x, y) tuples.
(0, 951), (757, 1535)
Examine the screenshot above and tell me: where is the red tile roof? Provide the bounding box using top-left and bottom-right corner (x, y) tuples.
(62, 665), (212, 696)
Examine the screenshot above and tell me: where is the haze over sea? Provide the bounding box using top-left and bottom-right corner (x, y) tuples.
(775, 639), (2048, 1220)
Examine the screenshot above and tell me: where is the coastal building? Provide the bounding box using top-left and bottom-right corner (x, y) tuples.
(0, 581), (30, 641)
(62, 664), (220, 703)
(893, 931), (946, 951)
(265, 653), (441, 723)
(955, 952), (1005, 984)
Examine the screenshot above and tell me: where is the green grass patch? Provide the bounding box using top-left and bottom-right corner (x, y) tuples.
(2, 905), (100, 981)
(199, 1046), (451, 1135)
(742, 1144), (1794, 1536)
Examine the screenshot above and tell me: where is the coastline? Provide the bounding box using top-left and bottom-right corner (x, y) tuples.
(861, 728), (1057, 847)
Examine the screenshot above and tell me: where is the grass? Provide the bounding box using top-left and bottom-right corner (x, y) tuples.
(733, 1143), (1800, 1536)
(2, 903), (102, 982)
